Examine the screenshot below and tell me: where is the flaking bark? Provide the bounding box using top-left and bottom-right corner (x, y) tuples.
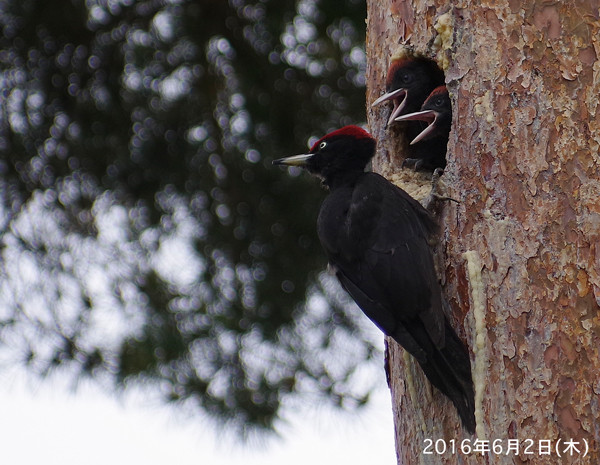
(366, 1), (600, 463)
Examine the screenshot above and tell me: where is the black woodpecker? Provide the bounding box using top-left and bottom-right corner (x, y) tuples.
(372, 57), (446, 171)
(394, 85), (452, 170)
(273, 126), (475, 433)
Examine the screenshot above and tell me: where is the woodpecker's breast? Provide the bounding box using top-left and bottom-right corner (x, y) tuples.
(316, 187), (353, 258)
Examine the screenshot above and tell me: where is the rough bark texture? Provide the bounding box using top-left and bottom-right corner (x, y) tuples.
(366, 1), (600, 464)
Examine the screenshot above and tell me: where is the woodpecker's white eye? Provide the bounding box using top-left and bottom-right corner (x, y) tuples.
(319, 141), (327, 150)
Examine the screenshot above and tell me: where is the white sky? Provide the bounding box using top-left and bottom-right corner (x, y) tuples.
(0, 370), (396, 465)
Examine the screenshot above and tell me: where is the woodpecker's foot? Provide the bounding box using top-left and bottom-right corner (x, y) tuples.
(431, 167), (445, 193)
(401, 157), (422, 171)
(423, 168), (459, 212)
(402, 157), (443, 172)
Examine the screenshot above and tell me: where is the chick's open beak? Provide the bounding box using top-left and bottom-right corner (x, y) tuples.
(394, 109), (438, 145)
(371, 88), (408, 127)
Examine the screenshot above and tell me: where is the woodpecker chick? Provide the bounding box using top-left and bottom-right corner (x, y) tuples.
(372, 58), (446, 171)
(394, 86), (451, 172)
(372, 57), (445, 127)
(396, 86), (451, 143)
(273, 126), (475, 433)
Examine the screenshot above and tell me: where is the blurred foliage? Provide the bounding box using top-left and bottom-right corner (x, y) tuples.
(0, 0), (379, 435)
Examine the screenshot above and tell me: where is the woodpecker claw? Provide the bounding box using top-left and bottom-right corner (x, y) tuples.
(423, 168), (459, 212)
(401, 157), (421, 170)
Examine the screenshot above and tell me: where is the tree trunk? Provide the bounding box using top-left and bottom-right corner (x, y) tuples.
(366, 1), (600, 463)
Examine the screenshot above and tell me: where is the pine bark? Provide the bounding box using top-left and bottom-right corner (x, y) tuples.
(366, 1), (600, 463)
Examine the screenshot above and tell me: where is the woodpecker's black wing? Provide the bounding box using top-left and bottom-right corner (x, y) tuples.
(318, 172), (444, 357)
(317, 172), (475, 432)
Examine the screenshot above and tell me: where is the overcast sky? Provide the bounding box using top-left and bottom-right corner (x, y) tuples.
(1, 369), (396, 465)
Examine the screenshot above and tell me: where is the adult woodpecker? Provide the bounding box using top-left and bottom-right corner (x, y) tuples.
(394, 85), (451, 170)
(372, 57), (446, 170)
(273, 126), (475, 433)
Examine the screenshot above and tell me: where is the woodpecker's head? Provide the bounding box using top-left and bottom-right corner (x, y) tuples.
(273, 126), (375, 187)
(371, 57), (445, 127)
(394, 86), (451, 145)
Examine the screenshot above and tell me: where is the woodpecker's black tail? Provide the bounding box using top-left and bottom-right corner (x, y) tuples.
(438, 320), (475, 432)
(399, 318), (475, 434)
